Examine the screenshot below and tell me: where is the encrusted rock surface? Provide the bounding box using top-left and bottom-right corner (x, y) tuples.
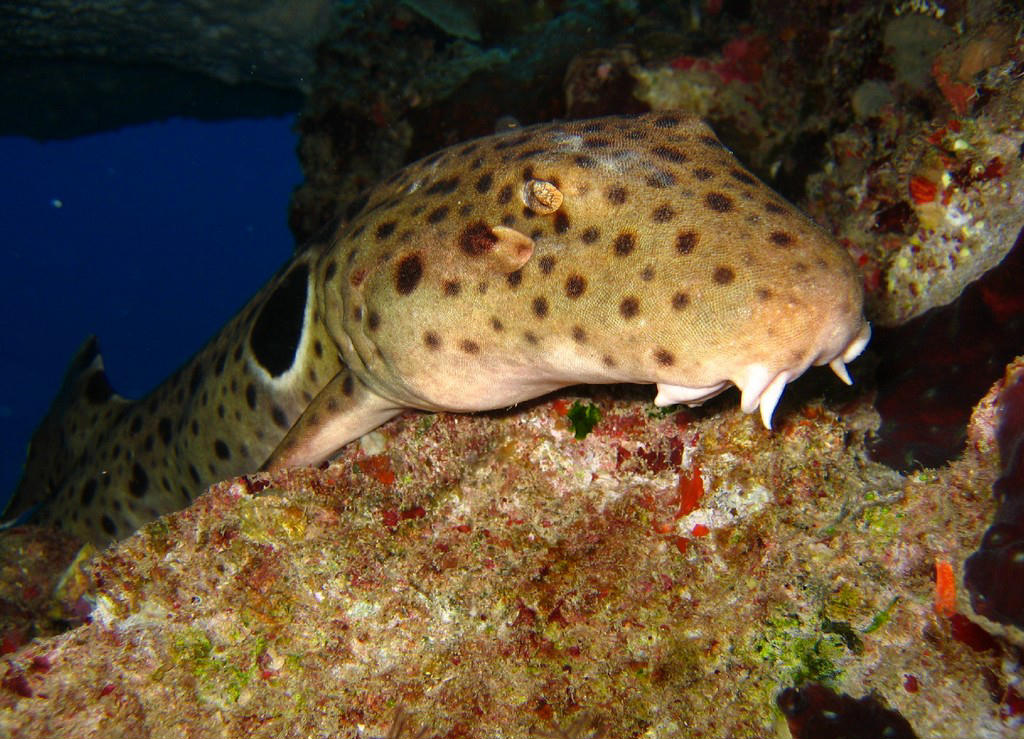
(0, 376), (1015, 737)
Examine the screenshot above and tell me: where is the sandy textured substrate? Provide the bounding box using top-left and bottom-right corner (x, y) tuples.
(0, 369), (1015, 738)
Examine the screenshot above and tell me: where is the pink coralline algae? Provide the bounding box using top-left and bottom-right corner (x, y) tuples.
(964, 356), (1024, 632)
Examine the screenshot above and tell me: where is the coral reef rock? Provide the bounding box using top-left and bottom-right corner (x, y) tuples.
(0, 381), (1016, 737)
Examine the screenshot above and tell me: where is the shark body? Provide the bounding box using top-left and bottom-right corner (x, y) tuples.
(8, 112), (870, 544)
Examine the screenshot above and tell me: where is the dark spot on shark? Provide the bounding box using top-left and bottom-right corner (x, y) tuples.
(395, 253), (424, 294)
(565, 274), (586, 298)
(189, 365), (204, 395)
(427, 205), (449, 224)
(646, 170), (676, 188)
(554, 211), (570, 234)
(614, 232), (636, 256)
(606, 186), (627, 205)
(713, 266), (736, 284)
(532, 296), (549, 318)
(271, 405), (288, 428)
(676, 231), (698, 254)
(81, 479), (97, 506)
(619, 297), (640, 318)
(250, 263), (309, 377)
(425, 176), (460, 196)
(128, 463), (148, 498)
(651, 145), (688, 163)
(654, 348), (675, 366)
(652, 204), (674, 222)
(214, 440), (231, 460)
(460, 222), (498, 256)
(705, 192), (734, 212)
(729, 168), (757, 186)
(516, 148), (546, 161)
(158, 417), (172, 444)
(246, 383), (257, 410)
(101, 516), (117, 537)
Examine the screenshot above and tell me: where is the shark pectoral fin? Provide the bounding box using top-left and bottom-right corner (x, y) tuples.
(261, 371), (402, 472)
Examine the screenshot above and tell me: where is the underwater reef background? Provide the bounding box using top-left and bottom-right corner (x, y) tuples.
(2, 0), (1024, 736)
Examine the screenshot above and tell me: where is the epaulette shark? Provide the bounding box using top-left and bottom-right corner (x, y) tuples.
(7, 112), (870, 545)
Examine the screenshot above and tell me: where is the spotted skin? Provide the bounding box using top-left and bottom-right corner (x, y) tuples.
(8, 112), (870, 545)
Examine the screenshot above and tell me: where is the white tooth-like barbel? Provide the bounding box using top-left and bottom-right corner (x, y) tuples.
(758, 372), (791, 430)
(830, 360), (853, 386)
(9, 112), (870, 544)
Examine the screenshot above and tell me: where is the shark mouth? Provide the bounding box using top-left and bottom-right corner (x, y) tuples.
(655, 322), (872, 429)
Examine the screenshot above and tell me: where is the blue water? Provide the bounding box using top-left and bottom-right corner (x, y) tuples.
(0, 117), (302, 507)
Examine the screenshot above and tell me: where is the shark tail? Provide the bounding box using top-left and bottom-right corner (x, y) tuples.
(4, 336), (130, 526)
